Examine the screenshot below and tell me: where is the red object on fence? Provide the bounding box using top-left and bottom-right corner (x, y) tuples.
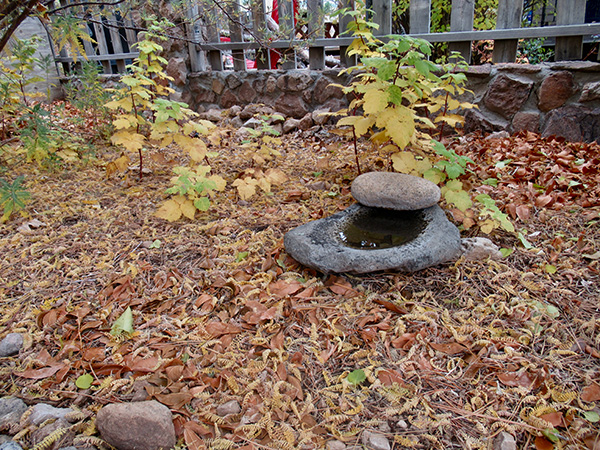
(270, 0), (299, 69)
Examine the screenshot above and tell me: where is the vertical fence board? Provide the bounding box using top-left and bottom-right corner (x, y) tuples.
(106, 12), (126, 72)
(339, 0), (356, 67)
(449, 0), (475, 63)
(278, 0), (296, 69)
(410, 0), (430, 33)
(206, 5), (223, 71)
(252, 0), (270, 69)
(228, 0), (246, 71)
(555, 0), (586, 61)
(91, 21), (112, 73)
(308, 0), (325, 69)
(493, 0), (523, 63)
(372, 0), (391, 36)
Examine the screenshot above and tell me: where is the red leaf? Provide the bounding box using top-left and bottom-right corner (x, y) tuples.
(581, 383), (600, 402)
(269, 279), (303, 297)
(377, 369), (405, 387)
(205, 321), (241, 337)
(15, 364), (64, 380)
(430, 342), (467, 355)
(535, 436), (554, 450)
(540, 412), (564, 427)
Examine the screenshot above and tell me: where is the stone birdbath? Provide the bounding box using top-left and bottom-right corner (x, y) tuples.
(284, 172), (464, 274)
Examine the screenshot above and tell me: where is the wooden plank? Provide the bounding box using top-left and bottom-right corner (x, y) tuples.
(338, 0), (356, 67)
(371, 0), (391, 36)
(555, 0), (586, 61)
(206, 5), (223, 71)
(448, 0), (475, 63)
(228, 0), (246, 71)
(308, 0), (324, 69)
(410, 0), (430, 34)
(251, 0), (270, 69)
(278, 0), (296, 69)
(492, 0), (523, 63)
(91, 21), (111, 73)
(105, 12), (126, 72)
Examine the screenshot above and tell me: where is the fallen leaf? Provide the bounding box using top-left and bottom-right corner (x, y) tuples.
(581, 383), (600, 402)
(15, 364), (65, 380)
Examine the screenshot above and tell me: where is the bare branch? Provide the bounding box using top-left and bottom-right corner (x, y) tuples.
(47, 0), (127, 15)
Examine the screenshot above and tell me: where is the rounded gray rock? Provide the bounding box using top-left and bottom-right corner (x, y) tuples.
(96, 400), (175, 450)
(0, 334), (23, 357)
(284, 204), (462, 274)
(0, 398), (27, 428)
(351, 172), (441, 210)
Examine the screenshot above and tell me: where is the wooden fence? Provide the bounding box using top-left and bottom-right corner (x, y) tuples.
(52, 0), (600, 74)
(193, 0), (600, 71)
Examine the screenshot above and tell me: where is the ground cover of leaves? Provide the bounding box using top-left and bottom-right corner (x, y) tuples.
(0, 106), (599, 450)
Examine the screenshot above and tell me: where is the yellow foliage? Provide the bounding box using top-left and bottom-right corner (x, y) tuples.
(155, 195), (196, 222)
(111, 130), (145, 153)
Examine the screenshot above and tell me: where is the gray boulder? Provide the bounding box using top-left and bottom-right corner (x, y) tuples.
(284, 204), (462, 274)
(351, 172), (441, 210)
(96, 400), (175, 450)
(0, 334), (23, 357)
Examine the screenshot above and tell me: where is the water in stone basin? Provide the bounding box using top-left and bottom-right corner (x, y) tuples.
(338, 207), (429, 250)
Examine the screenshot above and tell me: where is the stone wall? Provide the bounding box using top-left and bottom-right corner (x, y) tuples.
(3, 17), (62, 101)
(174, 61), (600, 142)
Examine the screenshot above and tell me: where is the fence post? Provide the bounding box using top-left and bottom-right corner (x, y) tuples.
(409, 0), (430, 34)
(252, 0), (270, 69)
(371, 0), (391, 36)
(308, 0), (325, 69)
(555, 0), (586, 61)
(279, 0), (296, 69)
(339, 0), (356, 67)
(492, 0), (523, 63)
(449, 0), (474, 63)
(228, 0), (246, 71)
(206, 6), (223, 71)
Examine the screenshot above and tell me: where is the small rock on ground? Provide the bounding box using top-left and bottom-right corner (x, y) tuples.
(361, 430), (391, 450)
(96, 400), (176, 450)
(0, 442), (23, 450)
(0, 334), (23, 357)
(28, 404), (74, 426)
(0, 398), (27, 428)
(461, 237), (503, 261)
(326, 440), (346, 450)
(493, 431), (517, 450)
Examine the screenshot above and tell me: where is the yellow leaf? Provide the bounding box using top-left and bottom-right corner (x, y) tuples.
(257, 177), (271, 193)
(180, 197), (196, 220)
(155, 198), (183, 222)
(187, 139), (207, 162)
(113, 117), (135, 129)
(376, 107), (415, 149)
(194, 165), (211, 177)
(208, 175), (227, 191)
(380, 144), (400, 155)
(434, 114), (464, 127)
(265, 168), (288, 184)
(105, 97), (133, 111)
(415, 156), (432, 174)
(106, 154), (130, 177)
(111, 130), (145, 152)
(480, 219), (497, 234)
(391, 152), (417, 174)
(232, 178), (257, 201)
(337, 115), (376, 137)
(363, 86), (389, 115)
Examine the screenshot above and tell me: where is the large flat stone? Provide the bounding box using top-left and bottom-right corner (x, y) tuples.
(284, 204), (462, 274)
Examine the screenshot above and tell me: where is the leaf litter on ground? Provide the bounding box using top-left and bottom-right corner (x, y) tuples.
(0, 104), (599, 450)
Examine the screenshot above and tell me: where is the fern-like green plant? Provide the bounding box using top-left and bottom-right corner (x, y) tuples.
(0, 176), (30, 222)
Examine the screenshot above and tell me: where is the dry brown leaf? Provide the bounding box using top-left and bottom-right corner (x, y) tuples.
(15, 364), (65, 379)
(430, 341), (468, 355)
(535, 436), (554, 450)
(581, 383), (600, 402)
